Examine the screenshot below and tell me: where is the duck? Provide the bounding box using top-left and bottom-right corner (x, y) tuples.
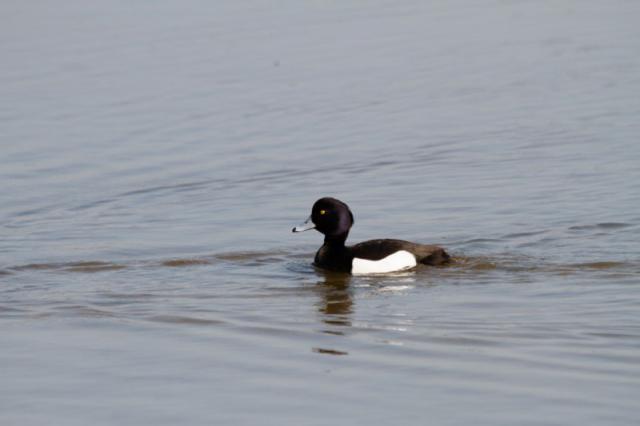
(292, 197), (450, 274)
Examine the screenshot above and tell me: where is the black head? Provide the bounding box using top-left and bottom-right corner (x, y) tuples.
(310, 197), (354, 236)
(293, 197), (354, 238)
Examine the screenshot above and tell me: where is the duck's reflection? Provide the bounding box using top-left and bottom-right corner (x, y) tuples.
(313, 270), (353, 329)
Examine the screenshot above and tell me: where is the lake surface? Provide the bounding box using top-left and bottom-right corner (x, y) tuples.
(2, 1), (640, 424)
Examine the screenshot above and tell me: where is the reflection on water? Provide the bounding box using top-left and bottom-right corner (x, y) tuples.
(312, 347), (349, 356)
(314, 271), (353, 327)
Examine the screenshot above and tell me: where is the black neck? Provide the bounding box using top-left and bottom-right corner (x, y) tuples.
(315, 232), (353, 272)
(324, 232), (348, 247)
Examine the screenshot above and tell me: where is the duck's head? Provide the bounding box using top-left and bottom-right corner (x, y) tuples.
(292, 197), (354, 238)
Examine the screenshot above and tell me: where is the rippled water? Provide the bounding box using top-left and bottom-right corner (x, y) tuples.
(2, 1), (640, 425)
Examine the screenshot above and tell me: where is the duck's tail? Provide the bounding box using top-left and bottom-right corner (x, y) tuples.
(416, 245), (450, 266)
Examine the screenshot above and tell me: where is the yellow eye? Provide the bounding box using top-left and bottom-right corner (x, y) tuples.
(320, 210), (326, 215)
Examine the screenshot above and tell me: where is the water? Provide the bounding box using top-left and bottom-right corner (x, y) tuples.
(2, 1), (640, 424)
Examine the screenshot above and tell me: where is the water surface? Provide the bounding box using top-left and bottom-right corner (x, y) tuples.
(2, 1), (640, 425)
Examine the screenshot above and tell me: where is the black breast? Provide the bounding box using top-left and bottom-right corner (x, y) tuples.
(314, 244), (353, 272)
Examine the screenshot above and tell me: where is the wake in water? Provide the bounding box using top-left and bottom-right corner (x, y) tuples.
(2, 249), (638, 278)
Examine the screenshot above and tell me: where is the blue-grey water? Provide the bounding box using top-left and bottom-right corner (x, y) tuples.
(2, 1), (640, 425)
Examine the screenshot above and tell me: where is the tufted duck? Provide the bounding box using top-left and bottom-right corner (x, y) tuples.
(293, 197), (449, 274)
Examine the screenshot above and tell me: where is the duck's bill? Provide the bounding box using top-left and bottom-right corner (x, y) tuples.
(292, 217), (315, 233)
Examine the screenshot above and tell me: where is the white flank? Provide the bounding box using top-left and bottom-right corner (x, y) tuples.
(351, 250), (417, 275)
